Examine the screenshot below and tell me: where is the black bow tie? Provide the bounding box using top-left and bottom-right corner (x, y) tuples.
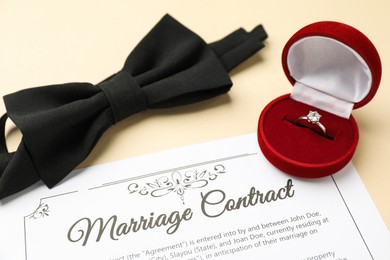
(0, 14), (267, 199)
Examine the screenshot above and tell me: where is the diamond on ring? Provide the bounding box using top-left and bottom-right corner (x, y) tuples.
(307, 111), (321, 124)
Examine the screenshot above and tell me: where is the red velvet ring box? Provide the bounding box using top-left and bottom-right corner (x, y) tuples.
(257, 21), (382, 178)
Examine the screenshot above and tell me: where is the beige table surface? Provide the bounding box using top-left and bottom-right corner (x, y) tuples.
(1, 0), (389, 230)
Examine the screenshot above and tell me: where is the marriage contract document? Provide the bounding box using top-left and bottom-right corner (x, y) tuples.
(0, 134), (389, 259)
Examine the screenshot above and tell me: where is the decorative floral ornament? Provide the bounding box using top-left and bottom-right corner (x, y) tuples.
(128, 164), (226, 203)
(29, 201), (50, 219)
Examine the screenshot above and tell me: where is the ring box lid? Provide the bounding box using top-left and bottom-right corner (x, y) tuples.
(281, 21), (381, 118)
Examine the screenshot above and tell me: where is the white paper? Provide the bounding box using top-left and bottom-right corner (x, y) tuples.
(0, 133), (389, 260)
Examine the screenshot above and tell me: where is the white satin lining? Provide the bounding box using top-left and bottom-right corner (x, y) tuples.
(288, 36), (372, 118)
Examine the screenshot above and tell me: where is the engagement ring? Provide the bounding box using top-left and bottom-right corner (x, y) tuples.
(298, 111), (326, 135)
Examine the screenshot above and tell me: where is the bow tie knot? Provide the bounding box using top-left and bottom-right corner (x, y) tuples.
(98, 71), (147, 123)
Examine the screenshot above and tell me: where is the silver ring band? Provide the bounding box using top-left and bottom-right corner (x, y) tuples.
(298, 111), (327, 135)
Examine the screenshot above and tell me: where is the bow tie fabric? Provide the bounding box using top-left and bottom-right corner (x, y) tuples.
(0, 14), (267, 200)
